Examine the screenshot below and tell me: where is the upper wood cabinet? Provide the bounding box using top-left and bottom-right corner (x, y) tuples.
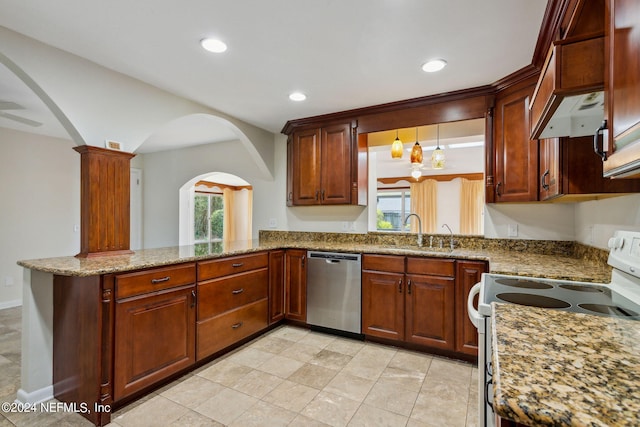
(491, 80), (539, 202)
(286, 121), (366, 206)
(539, 136), (640, 201)
(602, 0), (640, 178)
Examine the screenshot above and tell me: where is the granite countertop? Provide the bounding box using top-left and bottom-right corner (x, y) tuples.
(491, 302), (640, 426)
(17, 238), (612, 282)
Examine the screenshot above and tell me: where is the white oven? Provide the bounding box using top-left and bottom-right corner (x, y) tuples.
(467, 230), (640, 427)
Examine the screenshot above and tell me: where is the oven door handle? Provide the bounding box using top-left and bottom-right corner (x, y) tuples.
(467, 282), (483, 328)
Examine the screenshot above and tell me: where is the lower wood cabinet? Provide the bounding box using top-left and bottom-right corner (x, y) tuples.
(113, 284), (196, 400)
(363, 254), (481, 358)
(455, 260), (488, 356)
(285, 249), (307, 322)
(269, 250), (286, 324)
(196, 252), (269, 360)
(362, 255), (457, 352)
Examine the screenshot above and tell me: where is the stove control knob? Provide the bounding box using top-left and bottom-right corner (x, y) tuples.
(608, 237), (625, 250)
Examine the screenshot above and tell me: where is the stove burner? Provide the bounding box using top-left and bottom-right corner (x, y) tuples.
(496, 293), (571, 309)
(578, 304), (639, 317)
(559, 284), (605, 293)
(494, 278), (554, 289)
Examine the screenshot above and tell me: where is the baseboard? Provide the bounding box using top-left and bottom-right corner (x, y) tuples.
(0, 299), (22, 310)
(15, 386), (54, 405)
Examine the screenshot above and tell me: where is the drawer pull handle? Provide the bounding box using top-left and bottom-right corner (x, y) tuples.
(232, 263), (244, 268)
(191, 290), (196, 308)
(398, 279), (403, 293)
(232, 288), (244, 295)
(151, 276), (170, 284)
(231, 322), (243, 329)
(407, 279), (412, 295)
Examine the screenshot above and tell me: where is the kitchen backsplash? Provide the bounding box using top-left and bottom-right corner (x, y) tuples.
(258, 230), (608, 262)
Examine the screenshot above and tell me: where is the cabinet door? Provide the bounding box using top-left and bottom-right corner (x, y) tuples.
(493, 83), (539, 202)
(269, 250), (286, 324)
(291, 128), (321, 205)
(286, 136), (294, 206)
(362, 270), (405, 341)
(603, 0), (640, 177)
(285, 249), (307, 322)
(320, 123), (352, 204)
(455, 261), (487, 357)
(405, 274), (455, 350)
(114, 285), (195, 400)
(539, 138), (561, 201)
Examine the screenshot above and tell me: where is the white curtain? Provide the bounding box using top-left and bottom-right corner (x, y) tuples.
(460, 179), (484, 234)
(409, 179), (437, 233)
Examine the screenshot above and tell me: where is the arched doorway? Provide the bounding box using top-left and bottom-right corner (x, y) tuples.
(179, 172), (253, 246)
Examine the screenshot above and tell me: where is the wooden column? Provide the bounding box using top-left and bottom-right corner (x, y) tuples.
(74, 146), (135, 258)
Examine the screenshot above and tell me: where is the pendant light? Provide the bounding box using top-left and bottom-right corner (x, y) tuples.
(431, 124), (445, 169)
(391, 130), (403, 159)
(410, 127), (423, 179)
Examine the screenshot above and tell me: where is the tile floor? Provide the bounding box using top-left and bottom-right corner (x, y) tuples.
(0, 307), (479, 426)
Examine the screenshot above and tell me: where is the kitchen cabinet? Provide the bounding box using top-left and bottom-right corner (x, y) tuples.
(285, 249), (307, 322)
(455, 260), (487, 356)
(288, 122), (359, 205)
(362, 255), (405, 340)
(269, 250), (286, 323)
(196, 253), (269, 360)
(362, 255), (457, 353)
(602, 0), (640, 178)
(405, 257), (456, 350)
(113, 263), (197, 400)
(539, 136), (640, 201)
(491, 79), (539, 202)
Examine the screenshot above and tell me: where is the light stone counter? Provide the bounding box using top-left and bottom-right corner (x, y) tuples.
(17, 237), (612, 283)
(492, 302), (640, 426)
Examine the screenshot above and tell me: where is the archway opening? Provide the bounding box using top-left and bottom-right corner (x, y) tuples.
(179, 172), (253, 248)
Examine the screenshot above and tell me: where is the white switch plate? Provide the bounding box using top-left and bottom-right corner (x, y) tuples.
(342, 221), (349, 231)
(4, 276), (14, 287)
(508, 224), (518, 237)
(268, 218), (277, 228)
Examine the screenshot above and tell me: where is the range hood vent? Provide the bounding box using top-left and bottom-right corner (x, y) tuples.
(530, 34), (604, 140)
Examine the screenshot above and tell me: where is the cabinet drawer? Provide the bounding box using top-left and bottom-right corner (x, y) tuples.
(362, 254), (405, 273)
(196, 298), (268, 360)
(115, 263), (196, 299)
(406, 257), (455, 277)
(198, 252), (268, 281)
(197, 269), (268, 320)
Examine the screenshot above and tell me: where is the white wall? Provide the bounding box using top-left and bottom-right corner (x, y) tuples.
(142, 139), (282, 248)
(574, 194), (640, 248)
(484, 202), (575, 241)
(0, 127), (80, 308)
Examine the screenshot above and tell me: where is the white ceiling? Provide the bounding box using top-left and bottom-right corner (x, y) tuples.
(0, 0), (548, 148)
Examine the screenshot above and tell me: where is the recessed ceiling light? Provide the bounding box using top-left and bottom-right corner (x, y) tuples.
(422, 59), (447, 73)
(200, 38), (227, 53)
(289, 92), (307, 102)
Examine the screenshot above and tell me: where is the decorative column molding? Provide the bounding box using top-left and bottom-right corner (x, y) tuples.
(73, 146), (135, 258)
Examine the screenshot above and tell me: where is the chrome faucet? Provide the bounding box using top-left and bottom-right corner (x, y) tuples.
(404, 213), (423, 247)
(442, 223), (454, 251)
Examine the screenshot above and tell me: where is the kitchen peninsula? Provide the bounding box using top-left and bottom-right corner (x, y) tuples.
(17, 231), (611, 426)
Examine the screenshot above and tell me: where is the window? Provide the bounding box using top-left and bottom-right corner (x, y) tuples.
(376, 190), (411, 231)
(194, 192), (224, 243)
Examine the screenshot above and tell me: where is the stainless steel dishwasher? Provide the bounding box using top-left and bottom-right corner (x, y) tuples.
(306, 251), (362, 335)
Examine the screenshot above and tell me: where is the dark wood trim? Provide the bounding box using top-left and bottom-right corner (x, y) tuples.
(281, 86), (493, 135)
(532, 0), (570, 67)
(377, 173), (484, 185)
(491, 64), (541, 93)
